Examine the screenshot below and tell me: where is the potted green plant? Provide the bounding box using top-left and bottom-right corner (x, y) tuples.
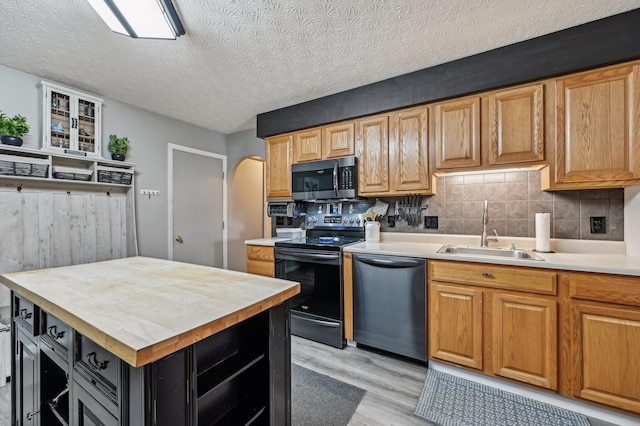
(0, 110), (30, 146)
(108, 134), (129, 161)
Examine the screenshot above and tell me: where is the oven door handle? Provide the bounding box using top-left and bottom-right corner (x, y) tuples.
(278, 252), (341, 262)
(296, 316), (341, 328)
(333, 159), (339, 197)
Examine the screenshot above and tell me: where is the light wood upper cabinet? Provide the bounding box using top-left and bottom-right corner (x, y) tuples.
(492, 293), (557, 390)
(434, 96), (481, 169)
(389, 106), (432, 193)
(323, 122), (355, 158)
(571, 301), (640, 413)
(356, 114), (390, 194)
(293, 128), (322, 163)
(265, 134), (293, 199)
(543, 61), (640, 189)
(429, 282), (483, 370)
(488, 84), (545, 165)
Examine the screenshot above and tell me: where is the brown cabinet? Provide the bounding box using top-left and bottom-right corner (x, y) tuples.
(246, 245), (275, 277)
(487, 84), (545, 165)
(569, 272), (640, 414)
(356, 114), (390, 194)
(429, 282), (483, 369)
(265, 134), (293, 199)
(356, 109), (434, 196)
(434, 96), (481, 170)
(434, 83), (546, 172)
(492, 292), (557, 390)
(428, 260), (559, 390)
(389, 106), (433, 194)
(543, 61), (640, 190)
(323, 122), (355, 158)
(293, 128), (322, 163)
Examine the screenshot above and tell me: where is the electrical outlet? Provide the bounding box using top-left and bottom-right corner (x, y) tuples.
(388, 216), (396, 228)
(424, 216), (438, 229)
(590, 216), (606, 234)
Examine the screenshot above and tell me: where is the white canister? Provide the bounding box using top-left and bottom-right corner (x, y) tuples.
(365, 221), (380, 242)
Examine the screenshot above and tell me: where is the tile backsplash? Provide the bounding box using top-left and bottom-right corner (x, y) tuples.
(377, 170), (624, 241)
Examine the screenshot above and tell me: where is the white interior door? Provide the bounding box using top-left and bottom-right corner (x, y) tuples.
(168, 144), (227, 268)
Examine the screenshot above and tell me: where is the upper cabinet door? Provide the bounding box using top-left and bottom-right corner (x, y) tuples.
(552, 63), (640, 187)
(434, 97), (481, 169)
(356, 115), (389, 194)
(293, 128), (322, 163)
(488, 84), (545, 166)
(323, 122), (355, 159)
(265, 134), (293, 199)
(389, 106), (431, 193)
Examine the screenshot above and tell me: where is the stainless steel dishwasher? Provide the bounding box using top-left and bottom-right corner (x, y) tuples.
(352, 253), (427, 362)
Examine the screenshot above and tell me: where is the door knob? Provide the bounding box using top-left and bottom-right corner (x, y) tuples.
(175, 236), (184, 243)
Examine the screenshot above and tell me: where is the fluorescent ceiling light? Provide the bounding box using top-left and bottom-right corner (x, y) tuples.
(87, 0), (185, 39)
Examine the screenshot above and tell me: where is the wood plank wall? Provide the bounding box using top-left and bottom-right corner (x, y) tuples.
(0, 186), (132, 320)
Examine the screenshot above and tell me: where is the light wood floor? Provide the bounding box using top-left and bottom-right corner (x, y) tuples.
(291, 336), (433, 425)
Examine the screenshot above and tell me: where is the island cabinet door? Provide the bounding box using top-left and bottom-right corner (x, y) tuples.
(148, 348), (191, 426)
(72, 380), (118, 426)
(15, 328), (39, 426)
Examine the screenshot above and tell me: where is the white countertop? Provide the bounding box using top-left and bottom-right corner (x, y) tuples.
(344, 234), (640, 276)
(1, 257), (300, 367)
(245, 237), (290, 246)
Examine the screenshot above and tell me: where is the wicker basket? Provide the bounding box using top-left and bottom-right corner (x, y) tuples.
(52, 165), (93, 181)
(0, 154), (49, 178)
(97, 167), (133, 185)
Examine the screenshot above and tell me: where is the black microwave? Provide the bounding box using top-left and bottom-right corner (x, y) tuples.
(291, 157), (358, 200)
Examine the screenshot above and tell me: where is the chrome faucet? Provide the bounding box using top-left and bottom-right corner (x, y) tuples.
(481, 200), (499, 247)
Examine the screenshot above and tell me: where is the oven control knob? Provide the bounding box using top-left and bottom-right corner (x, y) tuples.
(343, 217), (348, 224)
(312, 217), (318, 223)
(349, 217), (354, 224)
(356, 218), (361, 224)
(307, 219), (313, 226)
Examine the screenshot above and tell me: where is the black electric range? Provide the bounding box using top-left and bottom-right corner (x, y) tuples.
(274, 213), (364, 348)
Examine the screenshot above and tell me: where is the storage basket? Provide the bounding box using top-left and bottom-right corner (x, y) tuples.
(97, 167), (133, 185)
(0, 153), (49, 178)
(52, 165), (93, 181)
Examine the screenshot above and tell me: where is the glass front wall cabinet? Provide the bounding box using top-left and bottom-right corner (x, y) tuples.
(41, 81), (103, 157)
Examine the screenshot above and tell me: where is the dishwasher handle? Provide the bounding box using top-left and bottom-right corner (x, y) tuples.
(354, 255), (423, 268)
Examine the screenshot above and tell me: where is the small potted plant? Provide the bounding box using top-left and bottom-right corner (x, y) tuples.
(0, 110), (30, 146)
(108, 134), (129, 161)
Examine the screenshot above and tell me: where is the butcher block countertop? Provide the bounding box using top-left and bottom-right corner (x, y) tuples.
(0, 256), (300, 368)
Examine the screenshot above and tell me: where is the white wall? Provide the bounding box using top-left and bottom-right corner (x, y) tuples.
(226, 129), (266, 271)
(0, 65), (227, 260)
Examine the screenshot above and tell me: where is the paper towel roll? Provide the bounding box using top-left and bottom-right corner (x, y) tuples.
(535, 212), (551, 252)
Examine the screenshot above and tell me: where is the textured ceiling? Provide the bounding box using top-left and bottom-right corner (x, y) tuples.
(1, 0), (640, 135)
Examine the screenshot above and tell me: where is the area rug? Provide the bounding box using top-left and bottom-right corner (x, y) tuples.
(414, 369), (590, 426)
(292, 363), (366, 426)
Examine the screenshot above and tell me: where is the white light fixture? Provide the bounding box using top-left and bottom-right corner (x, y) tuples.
(87, 0), (185, 39)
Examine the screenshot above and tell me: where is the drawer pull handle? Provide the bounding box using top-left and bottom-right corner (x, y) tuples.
(482, 272), (494, 279)
(19, 309), (32, 320)
(87, 352), (109, 371)
(48, 325), (65, 340)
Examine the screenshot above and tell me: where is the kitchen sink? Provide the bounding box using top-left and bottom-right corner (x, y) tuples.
(437, 245), (545, 261)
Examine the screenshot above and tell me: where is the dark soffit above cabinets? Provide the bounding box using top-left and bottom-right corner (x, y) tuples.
(256, 8), (640, 139)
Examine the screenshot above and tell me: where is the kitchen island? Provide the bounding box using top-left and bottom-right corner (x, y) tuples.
(1, 256), (300, 425)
